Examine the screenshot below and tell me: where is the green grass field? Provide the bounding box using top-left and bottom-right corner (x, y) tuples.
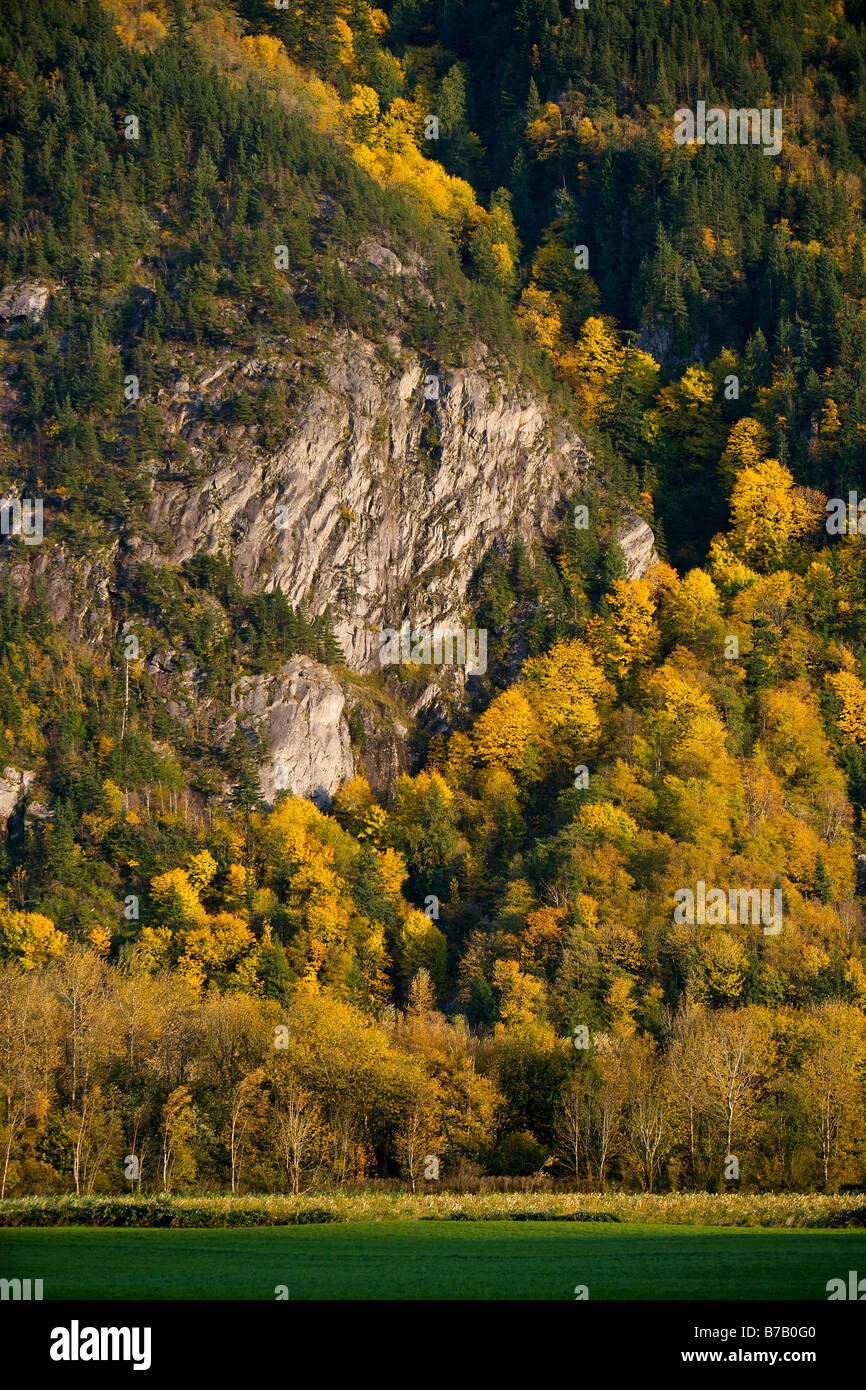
(2, 1222), (865, 1300)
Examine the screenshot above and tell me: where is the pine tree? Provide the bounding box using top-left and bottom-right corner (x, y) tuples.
(315, 608), (345, 665)
(602, 536), (627, 591)
(167, 0), (192, 43)
(510, 537), (535, 601)
(0, 582), (25, 656)
(526, 78), (541, 122)
(230, 761), (266, 816)
(814, 854), (833, 906)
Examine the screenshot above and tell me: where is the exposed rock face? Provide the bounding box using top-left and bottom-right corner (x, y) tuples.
(135, 329), (593, 673)
(343, 690), (409, 795)
(358, 239), (405, 276)
(8, 545), (116, 646)
(0, 766), (35, 821)
(618, 507), (658, 582)
(0, 280), (50, 326)
(0, 258), (657, 808)
(635, 319), (674, 365)
(232, 656), (353, 809)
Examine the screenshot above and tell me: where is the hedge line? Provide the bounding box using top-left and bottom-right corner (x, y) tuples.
(0, 1197), (338, 1228)
(1, 1192), (865, 1229)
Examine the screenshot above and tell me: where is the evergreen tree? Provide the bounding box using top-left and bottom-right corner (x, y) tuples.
(813, 854), (833, 906)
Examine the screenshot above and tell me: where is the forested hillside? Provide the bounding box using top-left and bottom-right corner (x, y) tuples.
(2, 0), (866, 1198)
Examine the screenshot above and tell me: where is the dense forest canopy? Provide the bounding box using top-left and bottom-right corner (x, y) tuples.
(1, 0), (866, 1197)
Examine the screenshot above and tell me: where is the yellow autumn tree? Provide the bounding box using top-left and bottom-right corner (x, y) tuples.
(473, 686), (540, 772)
(759, 687), (840, 787)
(108, 2), (168, 47)
(526, 101), (565, 154)
(698, 932), (749, 1002)
(522, 638), (608, 752)
(639, 661), (730, 795)
(607, 974), (638, 1038)
(333, 16), (355, 71)
(578, 801), (639, 849)
(729, 456), (816, 570)
(223, 863), (252, 914)
(0, 908), (67, 969)
(187, 849), (218, 894)
(333, 775), (377, 836)
(344, 83), (381, 144)
(648, 664), (716, 724)
(592, 578), (657, 683)
(718, 417), (770, 488)
(516, 285), (561, 354)
(141, 853), (264, 995)
(149, 866), (207, 931)
(240, 33), (292, 76)
(333, 772), (391, 845)
(87, 925), (111, 958)
(660, 568), (724, 653)
(399, 909), (447, 993)
(347, 85), (478, 230)
(707, 534), (760, 595)
(519, 905), (567, 975)
(377, 846), (410, 903)
(557, 316), (622, 421)
(493, 958), (546, 1028)
(820, 399), (841, 439)
(180, 912), (260, 994)
(827, 670), (866, 746)
(258, 795), (397, 995)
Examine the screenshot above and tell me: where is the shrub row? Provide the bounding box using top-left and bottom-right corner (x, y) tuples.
(1, 1191), (865, 1229)
(0, 1196), (338, 1228)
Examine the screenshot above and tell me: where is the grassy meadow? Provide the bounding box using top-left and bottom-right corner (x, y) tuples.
(2, 1221), (865, 1301)
(2, 1192), (864, 1300)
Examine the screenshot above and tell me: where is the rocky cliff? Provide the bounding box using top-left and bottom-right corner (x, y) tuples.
(2, 250), (656, 810)
(131, 325), (596, 674)
(619, 506), (658, 582)
(231, 656), (353, 809)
